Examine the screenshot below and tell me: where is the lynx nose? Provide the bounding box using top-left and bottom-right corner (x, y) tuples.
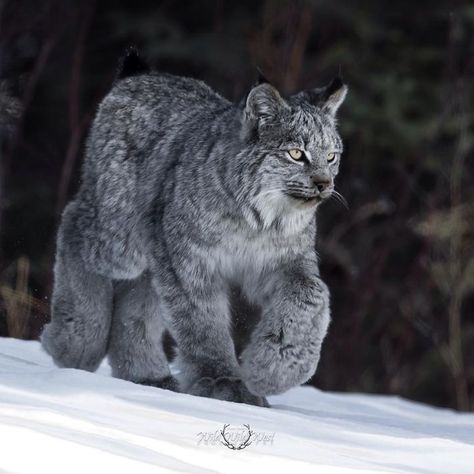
(312, 175), (332, 193)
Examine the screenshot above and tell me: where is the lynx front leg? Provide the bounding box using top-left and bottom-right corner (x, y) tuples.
(241, 257), (330, 396)
(155, 256), (268, 407)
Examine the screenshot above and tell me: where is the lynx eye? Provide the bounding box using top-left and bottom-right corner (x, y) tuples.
(288, 149), (303, 160)
(327, 152), (339, 163)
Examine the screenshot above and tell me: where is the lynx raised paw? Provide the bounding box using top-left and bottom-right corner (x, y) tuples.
(188, 376), (269, 407)
(241, 335), (320, 397)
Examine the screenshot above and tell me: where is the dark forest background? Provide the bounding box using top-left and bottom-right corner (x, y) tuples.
(0, 0), (473, 411)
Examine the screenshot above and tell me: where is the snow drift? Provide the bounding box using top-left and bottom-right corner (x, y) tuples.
(0, 337), (473, 473)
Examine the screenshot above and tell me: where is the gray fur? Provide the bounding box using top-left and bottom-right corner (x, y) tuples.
(108, 271), (174, 388)
(41, 70), (347, 405)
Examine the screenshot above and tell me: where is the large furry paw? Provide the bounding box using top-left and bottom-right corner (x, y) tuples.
(138, 375), (181, 392)
(188, 376), (269, 407)
(41, 321), (99, 371)
(240, 335), (319, 396)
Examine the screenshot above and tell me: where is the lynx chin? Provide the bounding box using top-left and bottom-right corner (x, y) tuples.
(41, 50), (348, 407)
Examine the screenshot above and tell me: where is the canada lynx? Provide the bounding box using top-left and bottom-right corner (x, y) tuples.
(42, 50), (347, 406)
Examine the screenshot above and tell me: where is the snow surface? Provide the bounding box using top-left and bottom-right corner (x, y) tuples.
(0, 337), (473, 474)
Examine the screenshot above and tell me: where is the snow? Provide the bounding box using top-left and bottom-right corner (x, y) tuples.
(0, 337), (473, 474)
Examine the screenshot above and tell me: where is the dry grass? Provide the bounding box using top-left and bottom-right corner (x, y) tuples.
(0, 256), (49, 339)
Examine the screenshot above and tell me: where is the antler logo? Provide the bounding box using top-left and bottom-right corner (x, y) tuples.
(220, 424), (254, 450)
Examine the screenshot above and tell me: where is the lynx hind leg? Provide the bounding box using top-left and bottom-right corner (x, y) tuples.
(41, 203), (113, 371)
(79, 113), (147, 281)
(108, 272), (178, 391)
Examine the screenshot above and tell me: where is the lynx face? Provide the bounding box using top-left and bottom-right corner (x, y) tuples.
(242, 80), (347, 217)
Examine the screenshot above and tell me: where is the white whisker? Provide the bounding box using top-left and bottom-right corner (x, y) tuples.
(331, 189), (349, 209)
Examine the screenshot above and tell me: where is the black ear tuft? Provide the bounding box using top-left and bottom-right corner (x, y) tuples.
(116, 47), (151, 80)
(323, 76), (344, 100)
(256, 67), (271, 86)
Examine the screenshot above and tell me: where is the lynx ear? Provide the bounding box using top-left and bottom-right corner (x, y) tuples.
(305, 77), (348, 116)
(322, 77), (348, 115)
(244, 83), (288, 122)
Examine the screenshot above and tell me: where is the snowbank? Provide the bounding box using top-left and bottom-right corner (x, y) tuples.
(0, 337), (473, 473)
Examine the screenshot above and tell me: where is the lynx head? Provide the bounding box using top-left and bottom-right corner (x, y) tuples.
(240, 77), (347, 229)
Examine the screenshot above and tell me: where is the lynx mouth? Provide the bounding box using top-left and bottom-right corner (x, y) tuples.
(285, 192), (322, 204)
